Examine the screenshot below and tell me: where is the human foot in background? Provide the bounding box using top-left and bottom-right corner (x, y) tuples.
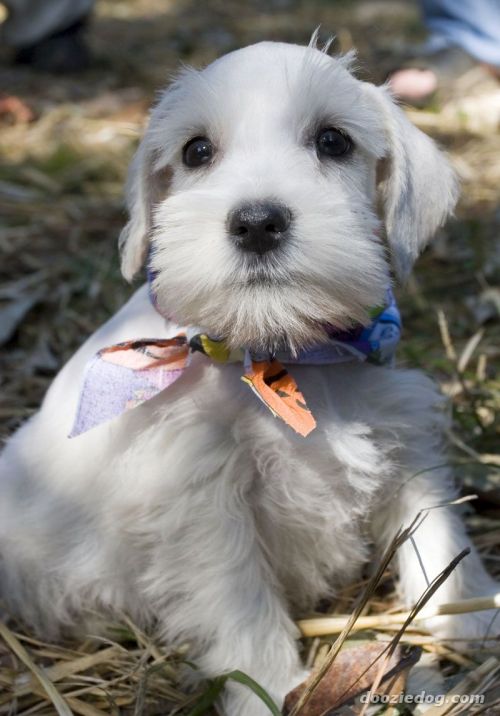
(14, 16), (91, 74)
(388, 45), (497, 105)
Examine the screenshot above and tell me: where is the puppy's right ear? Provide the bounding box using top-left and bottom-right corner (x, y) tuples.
(119, 143), (172, 282)
(363, 83), (459, 282)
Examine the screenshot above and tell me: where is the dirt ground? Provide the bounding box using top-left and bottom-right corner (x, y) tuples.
(0, 0), (499, 714)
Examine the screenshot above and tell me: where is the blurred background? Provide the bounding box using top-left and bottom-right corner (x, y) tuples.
(0, 0), (498, 479)
(0, 2), (500, 713)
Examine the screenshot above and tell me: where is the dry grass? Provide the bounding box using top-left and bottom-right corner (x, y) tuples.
(1, 0), (499, 713)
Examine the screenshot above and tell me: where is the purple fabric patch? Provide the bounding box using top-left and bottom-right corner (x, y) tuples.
(69, 355), (186, 437)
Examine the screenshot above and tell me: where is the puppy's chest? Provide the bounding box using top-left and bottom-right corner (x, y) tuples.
(119, 361), (395, 585)
(159, 360), (395, 497)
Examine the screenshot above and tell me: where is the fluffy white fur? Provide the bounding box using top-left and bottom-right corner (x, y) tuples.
(0, 41), (497, 715)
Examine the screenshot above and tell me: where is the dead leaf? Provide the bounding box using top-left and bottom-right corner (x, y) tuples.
(283, 643), (420, 716)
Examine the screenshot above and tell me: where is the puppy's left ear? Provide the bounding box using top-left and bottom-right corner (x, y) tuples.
(365, 84), (459, 281)
(119, 143), (172, 282)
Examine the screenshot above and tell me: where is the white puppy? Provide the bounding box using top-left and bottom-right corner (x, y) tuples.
(0, 39), (498, 715)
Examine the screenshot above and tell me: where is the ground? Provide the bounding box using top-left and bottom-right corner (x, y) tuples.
(0, 1), (499, 714)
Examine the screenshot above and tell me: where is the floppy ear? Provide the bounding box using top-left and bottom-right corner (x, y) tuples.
(118, 143), (172, 282)
(366, 84), (459, 281)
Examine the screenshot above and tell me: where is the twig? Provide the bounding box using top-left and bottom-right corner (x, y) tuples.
(458, 330), (484, 374)
(298, 593), (500, 637)
(437, 309), (457, 361)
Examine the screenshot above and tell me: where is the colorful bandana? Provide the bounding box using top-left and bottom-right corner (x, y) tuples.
(70, 288), (401, 439)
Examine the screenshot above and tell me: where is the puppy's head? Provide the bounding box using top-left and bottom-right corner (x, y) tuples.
(120, 40), (458, 352)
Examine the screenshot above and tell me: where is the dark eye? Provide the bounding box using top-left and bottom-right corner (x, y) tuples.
(182, 136), (214, 168)
(316, 128), (352, 158)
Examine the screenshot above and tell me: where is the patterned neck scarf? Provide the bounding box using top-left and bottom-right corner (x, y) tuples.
(70, 279), (401, 439)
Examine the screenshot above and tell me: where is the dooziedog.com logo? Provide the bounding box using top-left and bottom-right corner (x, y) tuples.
(360, 691), (485, 706)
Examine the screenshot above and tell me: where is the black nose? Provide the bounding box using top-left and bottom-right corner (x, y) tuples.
(228, 202), (292, 255)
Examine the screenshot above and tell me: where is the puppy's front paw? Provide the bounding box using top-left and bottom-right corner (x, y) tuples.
(424, 583), (500, 648)
(427, 609), (500, 649)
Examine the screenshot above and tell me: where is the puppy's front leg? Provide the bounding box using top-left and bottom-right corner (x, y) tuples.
(373, 466), (499, 644)
(145, 467), (306, 716)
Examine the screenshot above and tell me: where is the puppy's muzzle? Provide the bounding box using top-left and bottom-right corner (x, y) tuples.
(228, 201), (292, 255)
